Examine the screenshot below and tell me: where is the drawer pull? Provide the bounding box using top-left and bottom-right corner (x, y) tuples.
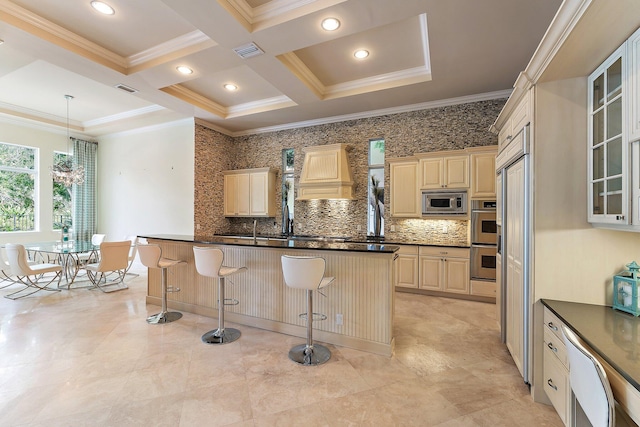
(547, 342), (558, 353)
(547, 322), (558, 331)
(547, 379), (557, 391)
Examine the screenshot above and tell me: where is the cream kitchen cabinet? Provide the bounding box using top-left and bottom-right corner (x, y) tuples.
(468, 146), (498, 199)
(394, 245), (419, 288)
(389, 157), (421, 218)
(587, 27), (640, 230)
(223, 168), (277, 217)
(629, 27), (640, 143)
(417, 152), (469, 190)
(419, 246), (470, 294)
(588, 43), (627, 226)
(542, 307), (570, 426)
(498, 90), (531, 152)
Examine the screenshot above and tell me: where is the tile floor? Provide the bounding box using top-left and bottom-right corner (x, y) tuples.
(0, 265), (563, 426)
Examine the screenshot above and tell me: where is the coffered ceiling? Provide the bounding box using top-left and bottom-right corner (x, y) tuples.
(0, 0), (561, 137)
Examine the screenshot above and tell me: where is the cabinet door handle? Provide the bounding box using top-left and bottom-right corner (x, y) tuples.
(547, 379), (557, 391)
(547, 342), (557, 353)
(547, 322), (558, 331)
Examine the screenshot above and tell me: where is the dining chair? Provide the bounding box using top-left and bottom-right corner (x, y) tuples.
(124, 235), (139, 277)
(85, 240), (130, 292)
(3, 243), (63, 299)
(76, 233), (106, 266)
(562, 326), (617, 427)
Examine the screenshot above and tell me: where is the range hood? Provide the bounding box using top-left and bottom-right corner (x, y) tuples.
(297, 143), (355, 200)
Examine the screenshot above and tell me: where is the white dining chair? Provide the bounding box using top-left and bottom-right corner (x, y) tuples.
(4, 243), (63, 299)
(85, 240), (130, 292)
(123, 235), (139, 277)
(562, 326), (618, 427)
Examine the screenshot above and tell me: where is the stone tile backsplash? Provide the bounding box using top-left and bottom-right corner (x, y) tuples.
(194, 98), (505, 245)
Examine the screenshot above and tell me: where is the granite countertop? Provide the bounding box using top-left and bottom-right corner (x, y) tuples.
(542, 299), (640, 392)
(139, 234), (399, 254)
(348, 237), (470, 248)
(209, 234), (469, 248)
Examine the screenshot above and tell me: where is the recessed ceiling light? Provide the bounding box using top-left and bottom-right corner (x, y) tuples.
(321, 18), (340, 31)
(224, 83), (238, 91)
(176, 66), (193, 75)
(90, 1), (115, 15)
(354, 49), (369, 59)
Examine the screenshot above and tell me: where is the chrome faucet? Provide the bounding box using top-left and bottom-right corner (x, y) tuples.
(253, 219), (257, 243)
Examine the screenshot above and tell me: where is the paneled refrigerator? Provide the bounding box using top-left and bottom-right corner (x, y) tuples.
(496, 124), (532, 385)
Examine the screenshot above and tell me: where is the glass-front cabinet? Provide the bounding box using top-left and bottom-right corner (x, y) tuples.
(588, 44), (627, 225)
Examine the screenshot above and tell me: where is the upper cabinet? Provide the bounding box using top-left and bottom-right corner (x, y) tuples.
(498, 90), (532, 153)
(630, 29), (640, 143)
(587, 27), (640, 230)
(587, 42), (628, 225)
(417, 151), (469, 190)
(469, 146), (498, 199)
(223, 168), (277, 217)
(389, 157), (421, 218)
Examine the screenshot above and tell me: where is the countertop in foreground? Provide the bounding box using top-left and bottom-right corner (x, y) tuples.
(542, 299), (640, 392)
(139, 234), (399, 254)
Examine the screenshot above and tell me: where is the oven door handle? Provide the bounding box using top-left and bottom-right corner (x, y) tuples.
(471, 244), (497, 249)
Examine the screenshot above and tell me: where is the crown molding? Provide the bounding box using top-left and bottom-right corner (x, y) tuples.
(0, 0), (127, 73)
(493, 0), (592, 130)
(98, 117), (194, 139)
(232, 89), (511, 137)
(160, 85), (227, 117)
(226, 96), (297, 118)
(83, 105), (166, 127)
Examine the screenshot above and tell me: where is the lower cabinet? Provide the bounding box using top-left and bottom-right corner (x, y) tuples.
(543, 307), (571, 426)
(419, 246), (470, 293)
(395, 245), (419, 288)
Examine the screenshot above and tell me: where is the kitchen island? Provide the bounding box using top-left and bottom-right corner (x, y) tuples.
(138, 234), (399, 356)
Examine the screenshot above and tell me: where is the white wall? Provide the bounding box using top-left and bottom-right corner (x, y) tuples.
(96, 119), (195, 241)
(0, 120), (70, 245)
(534, 78), (640, 306)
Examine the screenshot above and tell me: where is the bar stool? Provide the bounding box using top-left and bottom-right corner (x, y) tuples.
(137, 244), (184, 324)
(193, 246), (247, 344)
(281, 255), (335, 365)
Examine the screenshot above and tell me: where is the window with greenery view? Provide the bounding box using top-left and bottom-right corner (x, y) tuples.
(0, 142), (36, 232)
(368, 139), (385, 236)
(53, 152), (72, 230)
(282, 148), (294, 234)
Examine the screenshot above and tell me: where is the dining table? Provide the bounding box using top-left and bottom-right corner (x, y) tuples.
(22, 240), (100, 287)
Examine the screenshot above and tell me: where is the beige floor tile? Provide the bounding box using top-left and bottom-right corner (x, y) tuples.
(0, 266), (563, 427)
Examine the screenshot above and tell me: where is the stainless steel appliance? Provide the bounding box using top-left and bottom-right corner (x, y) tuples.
(470, 200), (497, 281)
(422, 190), (467, 216)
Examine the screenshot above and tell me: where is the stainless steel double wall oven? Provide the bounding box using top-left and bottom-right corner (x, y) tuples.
(470, 200), (497, 282)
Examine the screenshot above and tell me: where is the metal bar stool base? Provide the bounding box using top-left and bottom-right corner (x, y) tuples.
(289, 344), (331, 366)
(202, 328), (240, 344)
(146, 311), (182, 324)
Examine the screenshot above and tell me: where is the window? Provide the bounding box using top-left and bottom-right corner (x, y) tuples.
(282, 148), (294, 234)
(52, 152), (72, 230)
(0, 142), (36, 232)
(368, 139), (385, 236)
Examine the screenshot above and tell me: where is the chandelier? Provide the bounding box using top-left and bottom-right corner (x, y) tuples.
(50, 95), (85, 187)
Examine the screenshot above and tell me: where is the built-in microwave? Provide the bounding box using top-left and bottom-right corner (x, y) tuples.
(421, 190), (468, 216)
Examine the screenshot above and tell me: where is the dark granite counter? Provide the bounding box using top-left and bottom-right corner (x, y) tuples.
(138, 234), (399, 254)
(352, 240), (471, 249)
(542, 299), (640, 392)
